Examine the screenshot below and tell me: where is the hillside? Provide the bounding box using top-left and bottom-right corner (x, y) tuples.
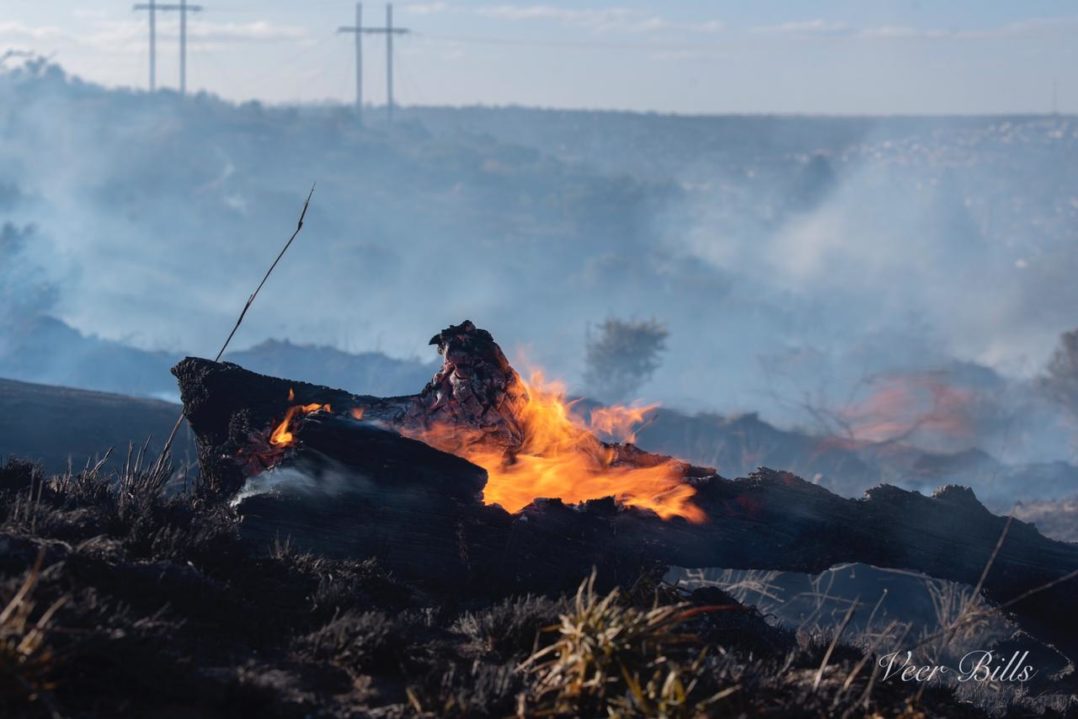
(0, 316), (435, 401)
(0, 377), (192, 473)
(3, 63), (1077, 446)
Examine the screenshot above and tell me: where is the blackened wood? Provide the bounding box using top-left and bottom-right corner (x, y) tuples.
(173, 356), (1078, 658)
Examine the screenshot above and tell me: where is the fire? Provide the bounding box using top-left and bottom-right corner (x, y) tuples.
(587, 403), (658, 444)
(407, 372), (705, 523)
(839, 372), (976, 445)
(269, 388), (331, 447)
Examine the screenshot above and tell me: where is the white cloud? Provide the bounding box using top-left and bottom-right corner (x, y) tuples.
(187, 20), (309, 43)
(82, 21), (144, 51)
(474, 5), (638, 27)
(650, 47), (725, 62)
(403, 3), (721, 35)
(857, 25), (948, 40)
(0, 21), (67, 41)
(962, 15), (1078, 39)
(750, 15), (1078, 42)
(404, 2), (451, 16)
(0, 17), (309, 55)
(753, 19), (851, 36)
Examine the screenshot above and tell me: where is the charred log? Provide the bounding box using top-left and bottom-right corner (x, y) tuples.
(236, 413), (487, 583)
(171, 355), (409, 496)
(172, 323), (1078, 659)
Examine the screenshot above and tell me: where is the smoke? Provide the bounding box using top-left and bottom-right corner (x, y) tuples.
(232, 463), (375, 506)
(0, 222), (56, 325)
(2, 61), (1077, 471)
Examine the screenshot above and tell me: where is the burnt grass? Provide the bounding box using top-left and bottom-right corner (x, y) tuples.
(0, 457), (1071, 718)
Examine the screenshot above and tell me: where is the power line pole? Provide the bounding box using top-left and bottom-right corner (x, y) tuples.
(133, 1), (204, 95)
(338, 3), (408, 124)
(337, 3), (364, 120)
(145, 0), (157, 91)
(134, 0), (158, 91)
(179, 0), (200, 96)
(386, 3), (396, 123)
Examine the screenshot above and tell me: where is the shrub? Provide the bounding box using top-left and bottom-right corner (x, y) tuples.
(453, 594), (566, 658)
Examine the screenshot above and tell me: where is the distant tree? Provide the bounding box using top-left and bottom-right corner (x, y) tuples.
(1040, 329), (1078, 419)
(584, 318), (668, 404)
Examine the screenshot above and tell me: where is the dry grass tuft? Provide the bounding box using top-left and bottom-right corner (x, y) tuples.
(0, 551), (65, 718)
(521, 571), (736, 718)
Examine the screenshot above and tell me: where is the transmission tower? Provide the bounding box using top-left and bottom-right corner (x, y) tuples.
(134, 0), (204, 95)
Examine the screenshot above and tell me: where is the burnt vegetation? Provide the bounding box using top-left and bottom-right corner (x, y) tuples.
(0, 452), (1072, 718)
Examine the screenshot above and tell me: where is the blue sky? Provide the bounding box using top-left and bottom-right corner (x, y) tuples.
(2, 1), (1075, 113)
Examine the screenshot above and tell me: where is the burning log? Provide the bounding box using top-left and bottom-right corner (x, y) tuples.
(171, 321), (1078, 658)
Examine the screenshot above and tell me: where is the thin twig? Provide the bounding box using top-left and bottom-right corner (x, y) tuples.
(837, 619), (901, 699)
(936, 515), (1012, 654)
(847, 622), (912, 718)
(153, 184), (316, 472)
(973, 515), (1013, 600)
(813, 595), (858, 692)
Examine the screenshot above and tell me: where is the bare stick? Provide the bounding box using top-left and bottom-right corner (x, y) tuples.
(154, 185), (316, 472)
(814, 594), (859, 691)
(210, 184), (316, 364)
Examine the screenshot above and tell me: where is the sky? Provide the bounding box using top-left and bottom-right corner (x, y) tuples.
(1, 1), (1076, 114)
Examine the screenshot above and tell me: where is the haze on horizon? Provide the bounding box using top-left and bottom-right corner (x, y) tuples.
(3, 2), (1078, 480)
(2, 0), (1077, 115)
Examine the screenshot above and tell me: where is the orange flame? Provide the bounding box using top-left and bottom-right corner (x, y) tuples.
(407, 372), (705, 523)
(587, 403), (658, 444)
(269, 388), (331, 447)
(839, 373), (976, 445)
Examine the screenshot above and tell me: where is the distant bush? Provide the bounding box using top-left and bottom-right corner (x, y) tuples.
(1039, 328), (1078, 420)
(585, 318), (668, 404)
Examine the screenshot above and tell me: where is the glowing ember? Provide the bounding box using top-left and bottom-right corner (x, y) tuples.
(405, 371), (705, 523)
(269, 388), (331, 447)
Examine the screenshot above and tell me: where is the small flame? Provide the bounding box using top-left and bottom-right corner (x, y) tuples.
(351, 407), (365, 420)
(588, 404), (658, 444)
(269, 389), (331, 447)
(407, 372), (705, 522)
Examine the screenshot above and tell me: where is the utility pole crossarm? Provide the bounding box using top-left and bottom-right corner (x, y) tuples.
(135, 3), (203, 9)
